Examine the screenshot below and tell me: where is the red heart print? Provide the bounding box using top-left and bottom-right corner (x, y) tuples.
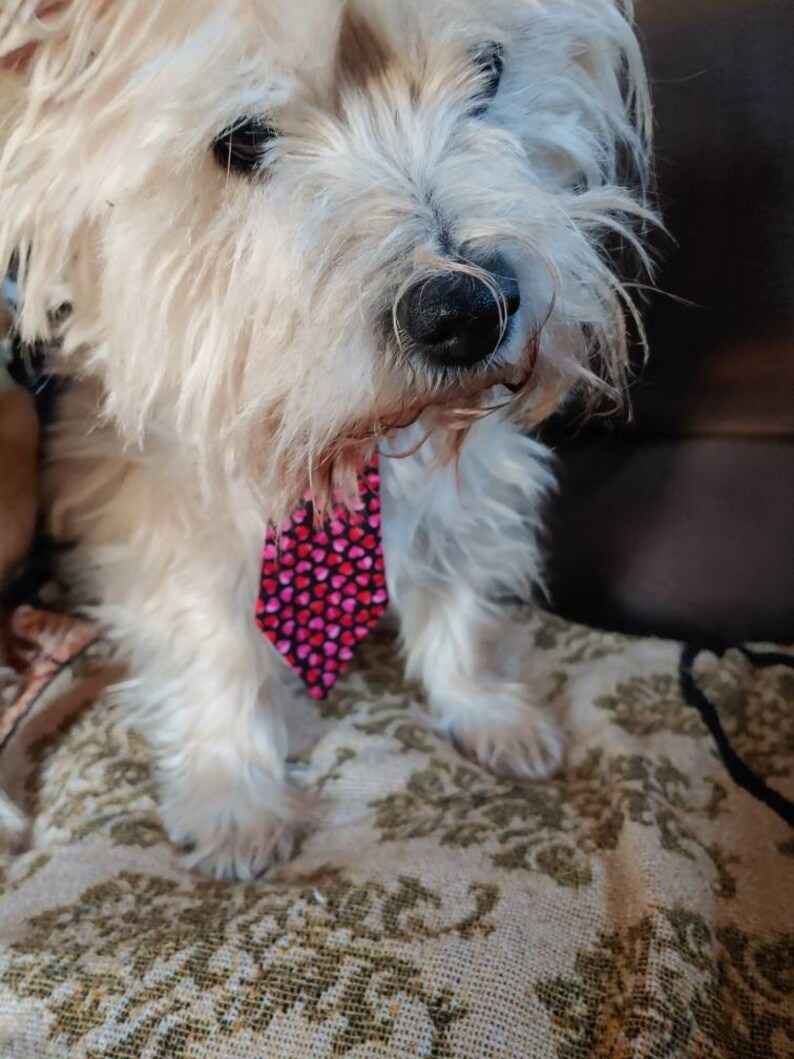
(255, 455), (388, 699)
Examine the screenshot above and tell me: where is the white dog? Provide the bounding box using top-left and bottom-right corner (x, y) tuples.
(0, 0), (652, 879)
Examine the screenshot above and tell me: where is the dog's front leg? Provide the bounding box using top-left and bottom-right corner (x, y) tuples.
(382, 414), (563, 779)
(48, 396), (306, 879)
(118, 500), (305, 880)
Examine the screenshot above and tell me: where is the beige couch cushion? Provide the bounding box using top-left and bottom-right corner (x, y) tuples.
(0, 612), (791, 1058)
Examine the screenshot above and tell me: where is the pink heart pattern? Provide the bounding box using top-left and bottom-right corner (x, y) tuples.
(255, 456), (387, 700)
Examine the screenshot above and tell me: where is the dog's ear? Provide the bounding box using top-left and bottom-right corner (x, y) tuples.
(579, 0), (652, 173)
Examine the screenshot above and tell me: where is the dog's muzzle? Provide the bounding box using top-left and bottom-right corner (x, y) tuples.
(396, 258), (520, 369)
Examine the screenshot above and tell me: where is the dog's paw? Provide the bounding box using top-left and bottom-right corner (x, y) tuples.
(437, 689), (564, 781)
(178, 813), (303, 882)
(160, 775), (314, 882)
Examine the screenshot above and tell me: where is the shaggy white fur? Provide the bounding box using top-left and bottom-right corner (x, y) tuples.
(0, 0), (653, 879)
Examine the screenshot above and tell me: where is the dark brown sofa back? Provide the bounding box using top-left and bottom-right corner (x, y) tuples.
(544, 0), (794, 644)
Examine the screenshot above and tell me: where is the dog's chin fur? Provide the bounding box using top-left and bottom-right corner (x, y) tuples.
(0, 0), (653, 878)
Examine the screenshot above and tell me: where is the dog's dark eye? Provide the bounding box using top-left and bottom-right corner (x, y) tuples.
(470, 41), (504, 116)
(212, 117), (277, 174)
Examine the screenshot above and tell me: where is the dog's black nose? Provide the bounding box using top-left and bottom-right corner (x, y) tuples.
(396, 263), (520, 369)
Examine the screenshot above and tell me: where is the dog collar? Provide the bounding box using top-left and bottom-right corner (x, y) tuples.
(255, 456), (387, 699)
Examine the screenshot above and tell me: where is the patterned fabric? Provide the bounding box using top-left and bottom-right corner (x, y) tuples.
(0, 608), (101, 754)
(256, 458), (387, 699)
(0, 610), (792, 1058)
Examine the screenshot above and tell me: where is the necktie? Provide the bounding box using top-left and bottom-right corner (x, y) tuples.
(255, 456), (388, 699)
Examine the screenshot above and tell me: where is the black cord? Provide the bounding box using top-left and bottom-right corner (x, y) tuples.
(679, 644), (794, 829)
(738, 646), (794, 671)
